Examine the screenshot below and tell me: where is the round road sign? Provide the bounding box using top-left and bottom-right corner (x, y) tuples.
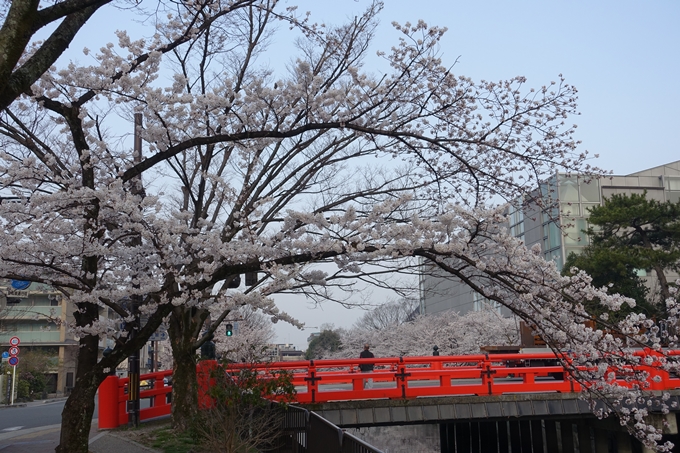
(8, 357), (18, 366)
(1, 352), (8, 359)
(9, 337), (20, 347)
(10, 280), (30, 290)
(9, 346), (19, 356)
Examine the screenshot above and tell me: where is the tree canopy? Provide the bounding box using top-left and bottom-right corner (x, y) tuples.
(353, 297), (419, 331)
(336, 307), (519, 359)
(305, 329), (343, 360)
(0, 1), (677, 451)
(564, 192), (680, 320)
(563, 245), (653, 321)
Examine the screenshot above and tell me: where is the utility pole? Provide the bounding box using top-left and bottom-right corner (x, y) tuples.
(152, 340), (157, 372)
(127, 113), (144, 427)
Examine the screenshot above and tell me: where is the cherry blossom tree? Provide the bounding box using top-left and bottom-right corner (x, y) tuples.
(338, 305), (519, 358)
(1, 0), (674, 451)
(0, 0), (115, 110)
(352, 296), (420, 331)
(211, 305), (275, 363)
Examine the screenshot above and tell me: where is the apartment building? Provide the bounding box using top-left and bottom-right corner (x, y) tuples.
(0, 279), (164, 393)
(0, 279), (77, 395)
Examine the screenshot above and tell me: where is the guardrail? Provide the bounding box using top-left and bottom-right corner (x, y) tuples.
(98, 349), (680, 428)
(272, 404), (384, 453)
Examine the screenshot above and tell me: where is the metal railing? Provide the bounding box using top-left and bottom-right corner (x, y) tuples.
(273, 404), (383, 453)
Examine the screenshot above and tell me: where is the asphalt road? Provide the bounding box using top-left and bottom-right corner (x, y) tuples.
(0, 397), (158, 453)
(0, 399), (73, 432)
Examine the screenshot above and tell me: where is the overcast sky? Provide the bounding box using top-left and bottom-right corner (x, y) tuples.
(64, 1), (680, 350)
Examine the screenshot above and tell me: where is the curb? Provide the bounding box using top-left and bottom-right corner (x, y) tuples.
(0, 403), (27, 410)
(0, 397), (68, 410)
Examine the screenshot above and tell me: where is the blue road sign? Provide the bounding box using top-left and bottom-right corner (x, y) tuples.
(1, 352), (8, 359)
(10, 280), (30, 290)
(8, 356), (18, 366)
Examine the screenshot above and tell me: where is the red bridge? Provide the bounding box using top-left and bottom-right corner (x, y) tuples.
(98, 349), (680, 429)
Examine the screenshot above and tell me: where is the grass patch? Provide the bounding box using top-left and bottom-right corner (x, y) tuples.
(149, 426), (200, 453)
(113, 419), (202, 453)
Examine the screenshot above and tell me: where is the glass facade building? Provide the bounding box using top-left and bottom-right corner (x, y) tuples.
(420, 160), (680, 316)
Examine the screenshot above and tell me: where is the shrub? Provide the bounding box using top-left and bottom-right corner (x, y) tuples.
(193, 361), (296, 453)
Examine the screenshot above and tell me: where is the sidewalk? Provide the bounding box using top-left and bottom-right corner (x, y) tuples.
(89, 430), (161, 453)
(0, 420), (160, 453)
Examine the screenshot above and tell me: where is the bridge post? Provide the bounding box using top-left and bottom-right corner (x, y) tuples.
(98, 375), (120, 429)
(305, 360), (320, 403)
(197, 360), (219, 409)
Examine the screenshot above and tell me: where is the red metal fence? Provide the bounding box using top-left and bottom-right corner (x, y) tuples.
(98, 350), (680, 429)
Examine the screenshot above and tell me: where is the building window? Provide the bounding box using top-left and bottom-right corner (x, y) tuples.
(560, 203), (580, 216)
(666, 177), (680, 191)
(543, 222), (561, 251)
(666, 177), (680, 203)
(563, 218), (589, 246)
(579, 178), (601, 203)
(509, 203), (524, 239)
(558, 177), (579, 202)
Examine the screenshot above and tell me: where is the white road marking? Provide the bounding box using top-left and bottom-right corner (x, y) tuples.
(0, 427), (23, 432)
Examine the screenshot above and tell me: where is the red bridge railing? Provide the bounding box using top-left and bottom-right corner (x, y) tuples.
(98, 350), (680, 429)
(98, 369), (174, 429)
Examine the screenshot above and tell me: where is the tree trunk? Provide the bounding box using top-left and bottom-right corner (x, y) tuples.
(169, 306), (201, 431)
(55, 369), (103, 453)
(55, 302), (103, 453)
(652, 263), (673, 305)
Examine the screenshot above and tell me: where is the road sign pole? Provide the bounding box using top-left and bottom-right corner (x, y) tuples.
(5, 372), (10, 405)
(10, 365), (16, 405)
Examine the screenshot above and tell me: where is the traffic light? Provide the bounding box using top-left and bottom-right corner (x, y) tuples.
(225, 323), (233, 337)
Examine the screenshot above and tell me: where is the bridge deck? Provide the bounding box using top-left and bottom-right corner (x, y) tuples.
(304, 391), (680, 428)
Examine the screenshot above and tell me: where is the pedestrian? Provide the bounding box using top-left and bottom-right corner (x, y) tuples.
(359, 343), (375, 389)
(433, 345), (440, 356)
